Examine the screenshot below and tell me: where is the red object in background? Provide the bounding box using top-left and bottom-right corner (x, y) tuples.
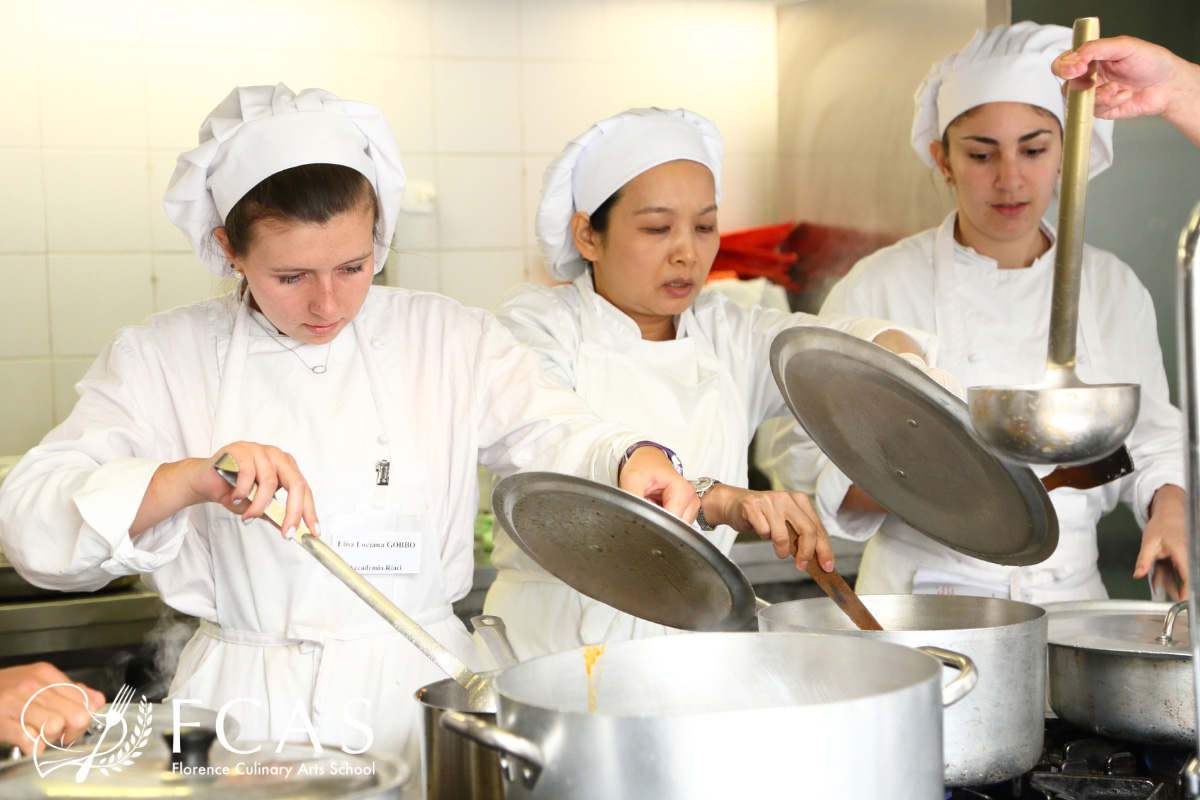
(713, 222), (897, 311)
(710, 223), (801, 292)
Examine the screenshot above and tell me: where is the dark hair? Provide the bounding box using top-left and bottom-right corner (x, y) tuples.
(587, 188), (623, 235)
(219, 163), (381, 258)
(941, 103), (1060, 152)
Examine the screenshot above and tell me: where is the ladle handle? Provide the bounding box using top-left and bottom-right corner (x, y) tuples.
(1047, 17), (1099, 371)
(295, 533), (480, 688)
(212, 454), (480, 691)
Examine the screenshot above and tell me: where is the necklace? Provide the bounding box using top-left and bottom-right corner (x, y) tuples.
(249, 312), (332, 374)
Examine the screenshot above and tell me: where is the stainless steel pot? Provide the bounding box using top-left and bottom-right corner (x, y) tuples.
(441, 632), (976, 800)
(758, 594), (1046, 786)
(416, 673), (504, 800)
(1047, 600), (1194, 745)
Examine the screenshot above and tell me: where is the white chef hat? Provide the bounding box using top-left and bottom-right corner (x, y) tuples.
(163, 83), (406, 276)
(537, 107), (723, 282)
(911, 21), (1114, 179)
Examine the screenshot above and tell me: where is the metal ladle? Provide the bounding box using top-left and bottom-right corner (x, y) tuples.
(213, 454), (497, 712)
(968, 17), (1140, 466)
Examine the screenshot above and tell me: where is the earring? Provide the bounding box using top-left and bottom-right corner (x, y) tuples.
(944, 175), (953, 186)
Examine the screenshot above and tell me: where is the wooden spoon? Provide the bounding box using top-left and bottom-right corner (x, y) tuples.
(788, 522), (884, 631)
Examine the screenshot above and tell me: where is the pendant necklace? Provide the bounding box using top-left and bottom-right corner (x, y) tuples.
(249, 312), (332, 374)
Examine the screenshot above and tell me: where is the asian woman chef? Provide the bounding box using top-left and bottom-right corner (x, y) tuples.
(759, 23), (1189, 603)
(0, 85), (697, 782)
(481, 107), (949, 661)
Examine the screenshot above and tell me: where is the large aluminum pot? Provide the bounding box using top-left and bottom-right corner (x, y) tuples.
(759, 594), (1046, 786)
(1047, 600), (1194, 745)
(440, 632), (976, 800)
(416, 673), (504, 800)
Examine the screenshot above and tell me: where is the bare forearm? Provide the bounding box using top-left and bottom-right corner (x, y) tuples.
(840, 485), (886, 514)
(129, 459), (204, 537)
(700, 482), (737, 527)
(1164, 59), (1200, 146)
(1149, 483), (1185, 521)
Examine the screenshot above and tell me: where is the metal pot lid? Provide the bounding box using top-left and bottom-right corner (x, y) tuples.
(770, 327), (1058, 566)
(1041, 599), (1175, 619)
(1048, 604), (1191, 658)
(492, 472), (756, 631)
(0, 732), (408, 799)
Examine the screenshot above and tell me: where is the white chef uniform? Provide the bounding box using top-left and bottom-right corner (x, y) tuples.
(484, 272), (932, 659)
(758, 22), (1179, 603)
(760, 214), (1184, 602)
(0, 288), (644, 783)
(484, 106), (936, 660)
(0, 83), (649, 797)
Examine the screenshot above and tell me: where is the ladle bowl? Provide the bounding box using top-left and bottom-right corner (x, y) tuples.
(970, 370), (1139, 466)
(967, 17), (1140, 465)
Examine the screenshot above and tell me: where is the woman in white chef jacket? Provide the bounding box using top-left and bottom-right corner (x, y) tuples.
(0, 85), (697, 780)
(482, 108), (947, 660)
(759, 23), (1189, 603)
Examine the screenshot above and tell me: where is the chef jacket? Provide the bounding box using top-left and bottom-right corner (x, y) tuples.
(484, 271), (932, 660)
(0, 287), (646, 792)
(757, 213), (1184, 603)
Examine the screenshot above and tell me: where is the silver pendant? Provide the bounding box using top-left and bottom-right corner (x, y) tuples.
(312, 365), (327, 374)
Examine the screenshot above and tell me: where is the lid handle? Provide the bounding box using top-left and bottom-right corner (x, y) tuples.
(164, 728), (218, 769)
(1157, 600), (1189, 644)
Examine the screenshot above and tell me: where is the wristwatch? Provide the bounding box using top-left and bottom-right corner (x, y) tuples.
(690, 477), (720, 531)
(619, 440), (684, 475)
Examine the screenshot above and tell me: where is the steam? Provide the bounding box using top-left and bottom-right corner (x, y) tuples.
(139, 603), (199, 701)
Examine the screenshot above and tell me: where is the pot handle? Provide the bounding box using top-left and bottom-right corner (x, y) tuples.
(1157, 600), (1188, 644)
(439, 710), (543, 786)
(916, 646), (978, 708)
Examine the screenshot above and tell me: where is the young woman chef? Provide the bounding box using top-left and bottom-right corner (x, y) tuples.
(759, 23), (1188, 603)
(0, 85), (696, 778)
(482, 107), (948, 660)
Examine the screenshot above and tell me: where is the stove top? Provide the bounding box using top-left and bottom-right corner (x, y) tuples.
(947, 719), (1193, 800)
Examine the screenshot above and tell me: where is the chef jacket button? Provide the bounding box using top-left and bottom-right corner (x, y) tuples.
(967, 353), (982, 364)
(1078, 354), (1089, 365)
(371, 339), (385, 350)
(378, 435), (389, 445)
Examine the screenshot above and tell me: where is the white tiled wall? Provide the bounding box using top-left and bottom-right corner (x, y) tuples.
(0, 0), (780, 454)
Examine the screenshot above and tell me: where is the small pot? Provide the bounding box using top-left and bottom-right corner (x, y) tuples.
(415, 673), (504, 800)
(759, 594), (1046, 786)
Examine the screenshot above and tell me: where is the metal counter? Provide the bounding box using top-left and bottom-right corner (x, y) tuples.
(0, 584), (167, 662)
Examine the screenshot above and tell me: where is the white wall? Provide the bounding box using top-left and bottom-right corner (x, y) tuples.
(776, 0), (990, 238)
(0, 0), (780, 454)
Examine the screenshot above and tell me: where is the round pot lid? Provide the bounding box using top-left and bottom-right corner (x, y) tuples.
(0, 730), (408, 799)
(770, 327), (1058, 566)
(1048, 605), (1192, 658)
(492, 472), (756, 631)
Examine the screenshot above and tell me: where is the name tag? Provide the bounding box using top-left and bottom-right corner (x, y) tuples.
(327, 502), (424, 574)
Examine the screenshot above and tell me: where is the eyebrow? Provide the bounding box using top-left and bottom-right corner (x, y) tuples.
(961, 129), (1054, 146)
(268, 252), (372, 272)
(633, 204), (718, 216)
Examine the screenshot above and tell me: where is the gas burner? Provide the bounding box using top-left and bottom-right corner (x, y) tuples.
(945, 720), (1193, 800)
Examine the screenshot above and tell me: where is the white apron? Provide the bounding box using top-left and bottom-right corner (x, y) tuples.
(485, 278), (748, 659)
(857, 214), (1108, 604)
(167, 301), (475, 789)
